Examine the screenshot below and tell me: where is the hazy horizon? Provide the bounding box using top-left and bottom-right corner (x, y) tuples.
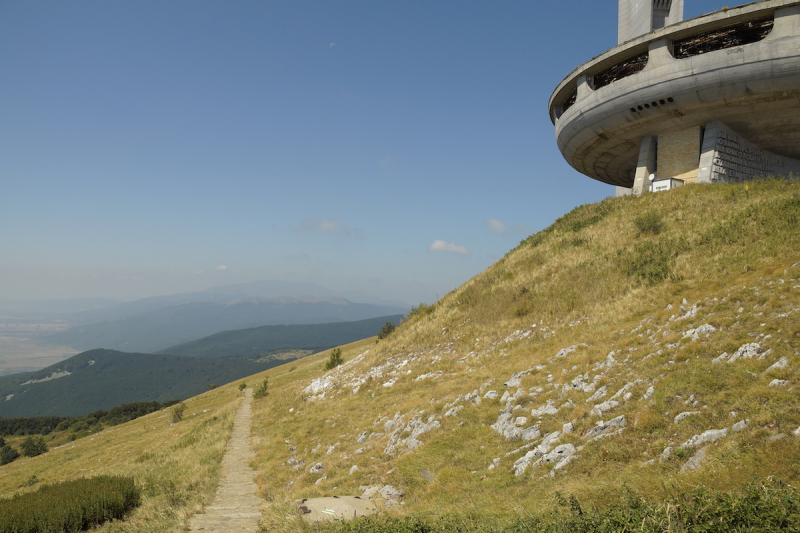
(1, 1), (726, 306)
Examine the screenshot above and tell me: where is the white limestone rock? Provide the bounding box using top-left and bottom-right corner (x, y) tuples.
(727, 343), (761, 364)
(309, 462), (324, 474)
(680, 446), (709, 472)
(674, 411), (701, 424)
(483, 390), (499, 400)
(765, 357), (789, 373)
(732, 419), (750, 432)
(591, 400), (620, 417)
(768, 379), (788, 387)
(680, 428), (728, 449)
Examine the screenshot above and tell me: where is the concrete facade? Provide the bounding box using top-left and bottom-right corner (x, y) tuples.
(619, 0), (684, 44)
(550, 1), (800, 194)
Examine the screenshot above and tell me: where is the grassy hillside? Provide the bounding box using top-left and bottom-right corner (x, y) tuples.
(0, 349), (295, 417)
(1, 180), (798, 532)
(45, 298), (408, 354)
(158, 315), (405, 357)
(246, 180), (800, 531)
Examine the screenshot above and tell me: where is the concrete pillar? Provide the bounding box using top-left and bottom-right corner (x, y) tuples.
(576, 74), (593, 102)
(770, 5), (800, 39)
(616, 186), (633, 197)
(646, 38), (674, 69)
(658, 126), (702, 184)
(632, 136), (657, 195)
(619, 0), (683, 44)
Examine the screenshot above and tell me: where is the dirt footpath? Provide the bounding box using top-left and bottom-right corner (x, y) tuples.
(188, 389), (262, 532)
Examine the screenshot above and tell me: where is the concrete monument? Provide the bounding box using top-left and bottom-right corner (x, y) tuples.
(548, 0), (800, 195)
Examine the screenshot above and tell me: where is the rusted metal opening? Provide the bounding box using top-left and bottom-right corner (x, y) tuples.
(673, 18), (774, 59)
(562, 89), (577, 113)
(593, 53), (648, 90)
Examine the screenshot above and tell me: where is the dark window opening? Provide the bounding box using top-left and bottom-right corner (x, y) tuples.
(593, 53), (649, 89)
(673, 18), (774, 59)
(562, 89), (577, 113)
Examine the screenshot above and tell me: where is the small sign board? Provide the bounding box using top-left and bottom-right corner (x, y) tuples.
(651, 178), (684, 192)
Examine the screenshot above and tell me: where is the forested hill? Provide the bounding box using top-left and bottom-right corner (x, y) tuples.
(44, 298), (408, 353)
(159, 315), (404, 357)
(0, 349), (290, 417)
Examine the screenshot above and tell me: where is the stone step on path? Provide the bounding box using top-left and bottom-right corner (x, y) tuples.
(188, 388), (263, 532)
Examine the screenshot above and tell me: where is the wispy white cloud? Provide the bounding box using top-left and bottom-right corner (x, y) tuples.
(215, 265), (228, 271)
(428, 239), (470, 256)
(297, 218), (365, 240)
(485, 218), (532, 236)
(485, 218), (508, 235)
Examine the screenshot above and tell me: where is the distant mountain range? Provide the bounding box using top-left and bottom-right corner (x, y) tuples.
(0, 349), (287, 417)
(54, 280), (409, 326)
(44, 298), (408, 354)
(159, 314), (404, 357)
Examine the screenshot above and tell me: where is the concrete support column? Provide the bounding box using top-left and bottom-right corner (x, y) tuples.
(632, 136), (657, 195)
(576, 74), (593, 102)
(770, 5), (800, 39)
(646, 38), (673, 69)
(658, 126), (702, 184)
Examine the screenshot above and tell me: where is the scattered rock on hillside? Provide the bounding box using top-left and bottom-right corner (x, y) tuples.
(591, 400), (619, 417)
(512, 431), (561, 476)
(732, 419), (750, 432)
(504, 370), (531, 388)
(586, 385), (608, 403)
(555, 344), (588, 358)
(680, 446), (709, 472)
(680, 428), (728, 449)
(304, 377), (334, 397)
(768, 379), (788, 387)
(726, 343), (762, 364)
(683, 324), (717, 341)
(491, 409), (523, 440)
(531, 400), (559, 417)
(765, 357), (789, 372)
(583, 415), (627, 439)
(674, 411), (701, 424)
(483, 390), (499, 399)
(309, 463), (324, 474)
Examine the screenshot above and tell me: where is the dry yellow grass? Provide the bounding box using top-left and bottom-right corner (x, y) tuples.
(2, 180), (799, 532)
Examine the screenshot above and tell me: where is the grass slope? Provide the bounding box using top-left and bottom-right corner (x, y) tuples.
(158, 315), (405, 357)
(245, 180), (800, 531)
(1, 181), (798, 533)
(45, 299), (408, 354)
(0, 349), (292, 417)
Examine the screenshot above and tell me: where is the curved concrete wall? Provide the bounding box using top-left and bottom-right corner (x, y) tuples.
(550, 1), (800, 187)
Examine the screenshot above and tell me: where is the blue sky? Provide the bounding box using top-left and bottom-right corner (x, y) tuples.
(0, 1), (724, 305)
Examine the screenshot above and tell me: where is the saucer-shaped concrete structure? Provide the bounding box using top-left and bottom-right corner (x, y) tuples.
(549, 0), (800, 195)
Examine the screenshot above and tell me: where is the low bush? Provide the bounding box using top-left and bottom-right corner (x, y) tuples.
(0, 475), (140, 533)
(0, 445), (19, 465)
(20, 436), (47, 457)
(253, 377), (269, 399)
(325, 348), (344, 371)
(377, 321), (396, 340)
(633, 210), (664, 235)
(171, 402), (186, 423)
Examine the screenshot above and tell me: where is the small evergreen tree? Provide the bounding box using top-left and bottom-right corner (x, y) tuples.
(171, 402), (186, 423)
(253, 377), (269, 399)
(325, 348), (344, 370)
(20, 436), (47, 457)
(377, 321), (396, 340)
(0, 444), (19, 465)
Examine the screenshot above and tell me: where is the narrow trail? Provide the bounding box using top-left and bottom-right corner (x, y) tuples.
(188, 388), (262, 532)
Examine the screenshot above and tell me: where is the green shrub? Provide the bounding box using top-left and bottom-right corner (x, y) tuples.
(377, 321), (396, 340)
(171, 402), (186, 423)
(407, 303), (434, 320)
(0, 475), (140, 533)
(325, 348), (344, 371)
(253, 377), (269, 399)
(0, 445), (19, 465)
(624, 238), (687, 285)
(20, 436), (47, 457)
(633, 210), (664, 235)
